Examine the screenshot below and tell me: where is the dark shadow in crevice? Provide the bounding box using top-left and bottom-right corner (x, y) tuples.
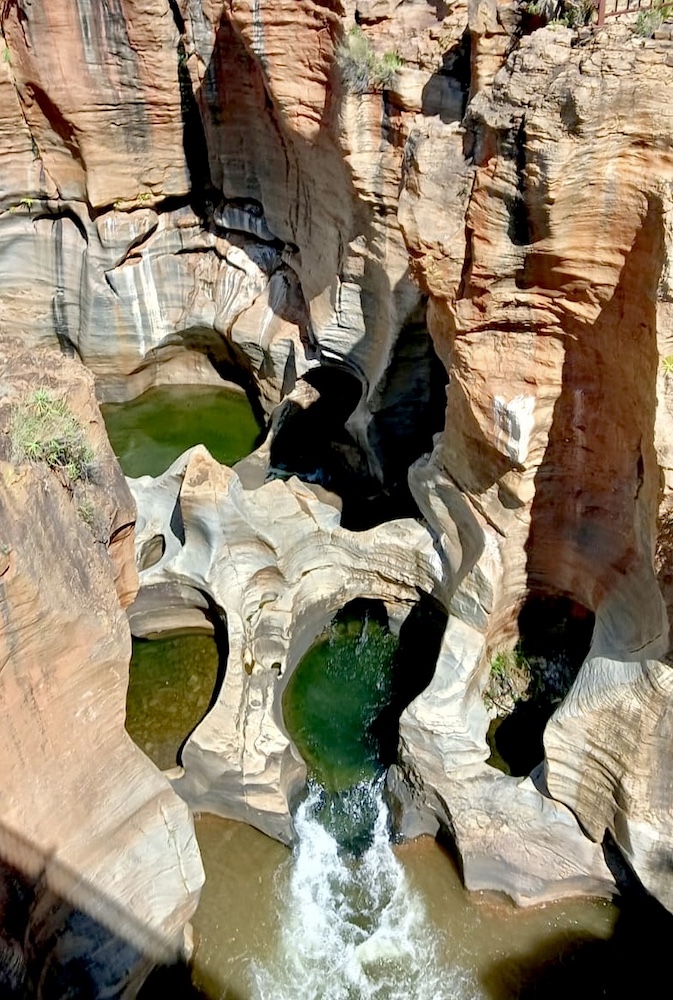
(367, 302), (447, 515)
(491, 592), (594, 777)
(0, 826), (178, 1000)
(482, 871), (673, 1000)
(372, 594), (448, 768)
(268, 301), (447, 530)
(421, 28), (471, 124)
(507, 118), (532, 247)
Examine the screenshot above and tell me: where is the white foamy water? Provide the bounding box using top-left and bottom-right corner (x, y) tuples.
(250, 781), (478, 1000)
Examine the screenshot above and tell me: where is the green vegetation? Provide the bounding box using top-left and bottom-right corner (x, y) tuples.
(336, 27), (403, 95)
(76, 496), (96, 526)
(636, 4), (673, 36)
(10, 388), (94, 484)
(525, 0), (593, 26)
(662, 355), (673, 374)
(483, 644), (533, 712)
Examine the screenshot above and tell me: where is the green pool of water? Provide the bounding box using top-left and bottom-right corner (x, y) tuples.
(102, 384), (261, 478)
(282, 606), (398, 793)
(125, 633), (220, 771)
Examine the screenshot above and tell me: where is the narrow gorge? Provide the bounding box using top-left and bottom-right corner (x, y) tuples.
(2, 0), (673, 996)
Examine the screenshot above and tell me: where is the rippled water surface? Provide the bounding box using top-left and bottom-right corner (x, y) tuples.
(181, 810), (629, 1000)
(128, 549), (670, 1000)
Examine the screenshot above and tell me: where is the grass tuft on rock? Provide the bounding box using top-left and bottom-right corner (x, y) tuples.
(10, 388), (94, 484)
(336, 27), (402, 95)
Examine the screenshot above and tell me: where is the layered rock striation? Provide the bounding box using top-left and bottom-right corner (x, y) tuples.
(0, 347), (203, 993)
(3, 0), (673, 934)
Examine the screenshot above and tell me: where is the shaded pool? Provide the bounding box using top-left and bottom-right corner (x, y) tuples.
(126, 633), (220, 771)
(282, 604), (398, 793)
(102, 384), (261, 478)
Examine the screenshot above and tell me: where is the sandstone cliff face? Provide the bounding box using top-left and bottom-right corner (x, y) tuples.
(0, 347), (203, 993)
(3, 0), (673, 931)
(401, 6), (673, 912)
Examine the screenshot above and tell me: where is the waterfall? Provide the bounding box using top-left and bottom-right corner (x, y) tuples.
(250, 779), (477, 1000)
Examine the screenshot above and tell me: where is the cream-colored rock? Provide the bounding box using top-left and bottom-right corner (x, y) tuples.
(129, 446), (442, 840)
(0, 348), (203, 979)
(545, 655), (673, 911)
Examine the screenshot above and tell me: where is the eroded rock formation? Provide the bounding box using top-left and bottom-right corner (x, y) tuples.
(128, 444), (442, 841)
(3, 0), (673, 951)
(0, 347), (203, 992)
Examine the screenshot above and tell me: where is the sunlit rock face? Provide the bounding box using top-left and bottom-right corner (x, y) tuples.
(0, 347), (203, 991)
(400, 5), (673, 912)
(3, 0), (673, 923)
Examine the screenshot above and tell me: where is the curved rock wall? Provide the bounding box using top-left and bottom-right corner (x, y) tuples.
(0, 347), (203, 992)
(4, 0), (673, 932)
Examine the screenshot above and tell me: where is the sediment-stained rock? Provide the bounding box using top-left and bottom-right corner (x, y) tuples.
(0, 348), (203, 990)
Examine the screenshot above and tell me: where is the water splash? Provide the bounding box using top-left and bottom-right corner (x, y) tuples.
(250, 780), (477, 1000)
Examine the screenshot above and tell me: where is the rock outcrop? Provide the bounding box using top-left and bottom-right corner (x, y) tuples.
(0, 347), (203, 993)
(128, 444), (443, 842)
(4, 0), (673, 927)
(401, 6), (673, 912)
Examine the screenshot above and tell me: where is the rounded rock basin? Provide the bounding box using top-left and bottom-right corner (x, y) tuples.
(102, 384), (261, 478)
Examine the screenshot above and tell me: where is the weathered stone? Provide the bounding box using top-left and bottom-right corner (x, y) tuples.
(0, 348), (203, 986)
(129, 446), (442, 840)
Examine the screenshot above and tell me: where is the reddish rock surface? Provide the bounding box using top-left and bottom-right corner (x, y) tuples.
(0, 347), (203, 989)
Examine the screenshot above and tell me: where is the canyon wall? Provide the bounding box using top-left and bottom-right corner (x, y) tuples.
(0, 346), (203, 994)
(2, 0), (673, 978)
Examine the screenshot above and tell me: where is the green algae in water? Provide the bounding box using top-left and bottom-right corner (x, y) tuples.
(282, 608), (398, 793)
(126, 633), (219, 771)
(102, 384), (261, 478)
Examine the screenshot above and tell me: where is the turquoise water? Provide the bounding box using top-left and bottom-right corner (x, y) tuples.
(102, 384), (261, 478)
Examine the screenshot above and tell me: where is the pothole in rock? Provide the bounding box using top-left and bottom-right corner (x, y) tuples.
(125, 630), (225, 771)
(102, 383), (263, 478)
(282, 596), (446, 850)
(485, 593), (595, 777)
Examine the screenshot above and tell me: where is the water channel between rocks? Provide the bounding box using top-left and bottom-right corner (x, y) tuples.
(128, 627), (645, 1000)
(111, 387), (669, 1000)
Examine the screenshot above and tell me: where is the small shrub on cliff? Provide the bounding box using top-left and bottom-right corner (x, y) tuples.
(662, 355), (673, 375)
(10, 388), (94, 484)
(336, 27), (402, 94)
(525, 0), (593, 26)
(636, 5), (673, 36)
(483, 645), (533, 713)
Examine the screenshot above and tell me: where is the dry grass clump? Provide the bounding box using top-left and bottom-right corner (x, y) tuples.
(10, 387), (94, 484)
(336, 27), (402, 94)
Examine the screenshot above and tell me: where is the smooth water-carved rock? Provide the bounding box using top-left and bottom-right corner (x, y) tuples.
(400, 17), (673, 912)
(129, 446), (443, 840)
(0, 348), (203, 992)
(397, 448), (615, 905)
(545, 655), (673, 912)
